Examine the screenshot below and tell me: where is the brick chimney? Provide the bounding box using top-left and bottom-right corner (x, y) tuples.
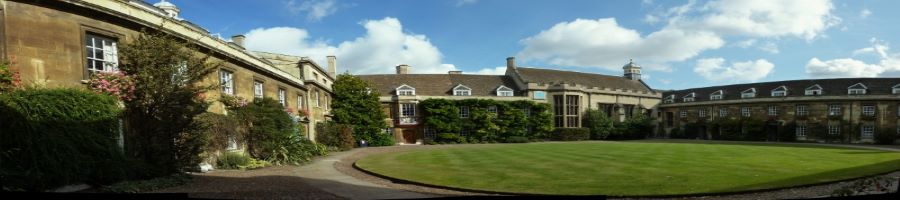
(506, 57), (516, 71)
(396, 64), (410, 74)
(327, 55), (337, 77)
(231, 35), (245, 49)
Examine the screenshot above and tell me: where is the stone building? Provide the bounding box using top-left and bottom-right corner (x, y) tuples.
(0, 0), (334, 142)
(359, 57), (662, 144)
(659, 78), (900, 143)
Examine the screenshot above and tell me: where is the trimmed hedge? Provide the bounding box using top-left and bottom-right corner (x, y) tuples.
(0, 88), (128, 191)
(552, 128), (590, 141)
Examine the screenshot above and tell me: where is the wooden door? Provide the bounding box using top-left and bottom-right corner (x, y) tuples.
(402, 130), (417, 144)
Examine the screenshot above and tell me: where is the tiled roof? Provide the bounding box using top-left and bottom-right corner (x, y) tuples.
(662, 78), (900, 103)
(515, 67), (653, 92)
(358, 74), (521, 96)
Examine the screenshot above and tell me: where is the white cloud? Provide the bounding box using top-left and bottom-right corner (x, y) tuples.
(455, 0), (477, 7)
(806, 38), (900, 77)
(733, 39), (757, 48)
(758, 42), (780, 54)
(244, 17), (456, 75)
(668, 0), (840, 41)
(805, 58), (883, 78)
(287, 0), (338, 22)
(518, 18), (723, 71)
(643, 14), (660, 24)
(469, 66), (507, 75)
(694, 58), (775, 82)
(860, 9), (872, 18)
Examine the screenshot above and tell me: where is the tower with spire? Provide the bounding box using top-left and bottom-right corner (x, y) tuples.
(623, 59), (641, 81)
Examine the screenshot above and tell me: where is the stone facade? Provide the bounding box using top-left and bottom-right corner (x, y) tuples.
(1, 0), (334, 141)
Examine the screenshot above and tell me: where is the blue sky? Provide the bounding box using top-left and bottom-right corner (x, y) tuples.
(159, 0), (900, 90)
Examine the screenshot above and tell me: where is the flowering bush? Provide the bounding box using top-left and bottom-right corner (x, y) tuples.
(299, 108), (310, 117)
(0, 60), (22, 93)
(285, 107), (295, 116)
(220, 94), (248, 108)
(87, 71), (135, 100)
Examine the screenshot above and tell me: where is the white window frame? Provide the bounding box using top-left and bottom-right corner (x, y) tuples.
(533, 91), (546, 100)
(396, 84), (415, 96)
(771, 86), (788, 97)
(848, 83), (867, 95)
(892, 83), (900, 94)
(315, 91), (321, 107)
(680, 110), (687, 118)
(805, 84), (823, 95)
(741, 107), (751, 117)
(453, 84), (472, 96)
(297, 95), (304, 110)
(710, 90), (723, 100)
(861, 125), (875, 139)
(664, 94), (675, 103)
(226, 135), (238, 150)
(219, 70), (234, 95)
(496, 85), (514, 96)
(459, 106), (470, 118)
(719, 107), (728, 117)
(85, 33), (119, 74)
(400, 103), (417, 125)
(698, 108), (707, 118)
(828, 104), (841, 116)
(767, 106), (778, 116)
(862, 105), (876, 116)
(683, 92), (695, 102)
(796, 105), (808, 116)
(796, 124), (808, 137)
(741, 88), (756, 98)
(828, 124), (841, 135)
(487, 106), (498, 115)
(253, 80), (264, 99)
(278, 88), (286, 107)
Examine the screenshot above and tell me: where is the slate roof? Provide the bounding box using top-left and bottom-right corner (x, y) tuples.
(358, 74), (522, 96)
(515, 67), (653, 92)
(662, 78), (900, 103)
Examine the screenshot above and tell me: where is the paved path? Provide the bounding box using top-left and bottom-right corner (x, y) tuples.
(291, 149), (436, 200)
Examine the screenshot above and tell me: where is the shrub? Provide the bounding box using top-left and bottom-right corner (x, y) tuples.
(874, 129), (897, 145)
(195, 113), (243, 152)
(264, 134), (328, 165)
(0, 60), (22, 93)
(436, 133), (464, 144)
(0, 88), (128, 191)
(505, 136), (530, 143)
(233, 98), (296, 160)
(331, 73), (390, 146)
(583, 109), (615, 140)
(217, 152), (251, 169)
(317, 122), (356, 151)
(552, 128), (590, 141)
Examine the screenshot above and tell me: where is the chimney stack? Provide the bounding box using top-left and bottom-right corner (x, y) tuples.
(448, 71), (462, 75)
(396, 64), (410, 74)
(506, 57), (516, 71)
(327, 55), (337, 77)
(231, 35), (245, 49)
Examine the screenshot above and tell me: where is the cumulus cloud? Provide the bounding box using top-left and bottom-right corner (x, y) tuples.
(244, 17), (457, 75)
(518, 0), (837, 73)
(518, 18), (723, 71)
(860, 9), (872, 18)
(806, 38), (900, 78)
(287, 0), (338, 21)
(694, 58), (775, 82)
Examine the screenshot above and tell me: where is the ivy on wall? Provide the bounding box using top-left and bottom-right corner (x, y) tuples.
(420, 99), (553, 142)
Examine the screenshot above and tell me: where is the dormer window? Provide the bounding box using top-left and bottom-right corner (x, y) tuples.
(453, 84), (472, 96)
(710, 90), (723, 100)
(683, 93), (695, 102)
(664, 95), (675, 103)
(892, 83), (900, 94)
(741, 88), (756, 98)
(848, 83), (867, 95)
(805, 84), (823, 96)
(771, 86), (788, 97)
(496, 85), (514, 96)
(396, 84), (415, 96)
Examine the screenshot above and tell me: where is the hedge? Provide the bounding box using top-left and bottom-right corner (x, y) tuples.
(552, 128), (590, 141)
(0, 88), (128, 191)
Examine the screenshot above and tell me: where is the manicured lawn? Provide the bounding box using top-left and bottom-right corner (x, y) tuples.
(355, 141), (900, 196)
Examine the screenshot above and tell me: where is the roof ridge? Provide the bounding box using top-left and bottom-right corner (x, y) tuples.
(668, 77), (899, 92)
(517, 66), (625, 79)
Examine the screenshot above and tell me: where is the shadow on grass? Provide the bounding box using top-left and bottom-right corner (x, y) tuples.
(627, 139), (884, 151)
(715, 158), (900, 193)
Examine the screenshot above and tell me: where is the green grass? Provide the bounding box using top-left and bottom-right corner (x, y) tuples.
(355, 141), (900, 196)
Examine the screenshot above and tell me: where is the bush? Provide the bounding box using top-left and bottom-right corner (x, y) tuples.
(368, 131), (396, 146)
(217, 152), (251, 169)
(552, 128), (590, 141)
(196, 113), (243, 152)
(874, 129), (897, 145)
(265, 134), (328, 165)
(583, 109), (615, 140)
(233, 98), (296, 160)
(0, 88), (129, 191)
(505, 136), (530, 143)
(317, 122), (356, 151)
(436, 133), (465, 144)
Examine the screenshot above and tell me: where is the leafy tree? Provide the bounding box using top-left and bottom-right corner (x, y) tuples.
(583, 109), (615, 140)
(331, 73), (390, 146)
(118, 31), (219, 177)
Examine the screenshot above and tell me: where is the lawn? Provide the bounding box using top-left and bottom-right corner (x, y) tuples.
(355, 141), (900, 196)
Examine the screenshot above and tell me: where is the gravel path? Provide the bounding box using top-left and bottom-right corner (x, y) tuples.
(337, 141), (900, 199)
